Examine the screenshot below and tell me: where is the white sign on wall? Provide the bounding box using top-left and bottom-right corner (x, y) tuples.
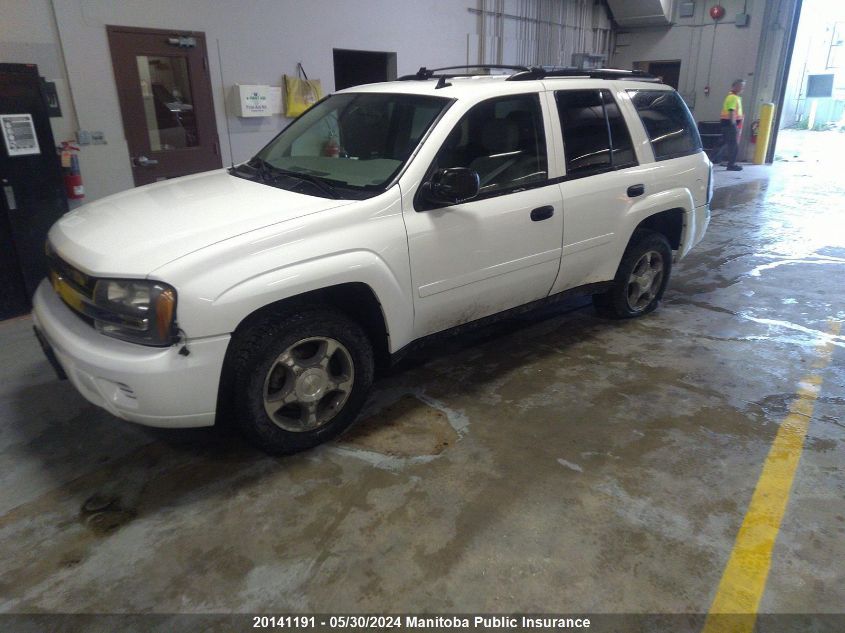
(234, 85), (282, 117)
(1, 114), (41, 156)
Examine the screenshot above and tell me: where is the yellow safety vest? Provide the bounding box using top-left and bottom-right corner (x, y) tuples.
(720, 92), (743, 121)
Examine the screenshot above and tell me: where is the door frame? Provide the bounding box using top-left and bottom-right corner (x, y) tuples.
(106, 24), (222, 185)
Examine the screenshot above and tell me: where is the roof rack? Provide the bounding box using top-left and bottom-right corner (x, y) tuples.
(396, 65), (661, 88)
(507, 67), (660, 82)
(398, 65), (532, 81)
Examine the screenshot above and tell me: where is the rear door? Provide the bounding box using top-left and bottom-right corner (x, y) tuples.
(551, 86), (654, 292)
(403, 91), (564, 337)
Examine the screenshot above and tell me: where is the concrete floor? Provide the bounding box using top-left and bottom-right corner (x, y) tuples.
(0, 161), (843, 622)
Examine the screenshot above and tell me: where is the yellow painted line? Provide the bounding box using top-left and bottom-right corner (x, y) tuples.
(702, 320), (841, 633)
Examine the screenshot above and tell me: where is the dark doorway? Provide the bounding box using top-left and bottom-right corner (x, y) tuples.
(635, 60), (682, 90)
(333, 49), (397, 90)
(107, 26), (222, 186)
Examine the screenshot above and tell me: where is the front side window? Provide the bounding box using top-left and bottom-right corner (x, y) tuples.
(628, 90), (702, 160)
(555, 89), (636, 176)
(246, 92), (450, 198)
(429, 94), (548, 196)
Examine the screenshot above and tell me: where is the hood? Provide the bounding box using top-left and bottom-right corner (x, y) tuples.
(48, 169), (354, 277)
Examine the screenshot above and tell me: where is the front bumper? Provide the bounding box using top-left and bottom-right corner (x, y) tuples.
(31, 280), (230, 428)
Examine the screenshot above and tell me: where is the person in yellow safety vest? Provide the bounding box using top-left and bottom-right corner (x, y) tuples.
(717, 79), (746, 171)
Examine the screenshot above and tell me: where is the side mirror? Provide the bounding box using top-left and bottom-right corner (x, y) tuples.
(423, 167), (480, 205)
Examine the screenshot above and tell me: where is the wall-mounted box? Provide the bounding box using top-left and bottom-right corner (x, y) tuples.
(232, 84), (282, 117)
(679, 2), (695, 18)
(807, 74), (834, 98)
(735, 12), (750, 27)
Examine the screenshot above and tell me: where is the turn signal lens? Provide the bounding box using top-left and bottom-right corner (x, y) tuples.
(155, 288), (176, 342)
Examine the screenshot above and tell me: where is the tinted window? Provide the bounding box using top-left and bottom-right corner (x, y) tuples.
(628, 90), (702, 160)
(604, 97), (636, 167)
(431, 94), (547, 194)
(555, 90), (636, 175)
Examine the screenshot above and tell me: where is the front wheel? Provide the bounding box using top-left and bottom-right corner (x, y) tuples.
(593, 229), (672, 319)
(230, 307), (374, 454)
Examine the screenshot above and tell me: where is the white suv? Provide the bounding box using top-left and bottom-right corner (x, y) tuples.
(33, 66), (712, 454)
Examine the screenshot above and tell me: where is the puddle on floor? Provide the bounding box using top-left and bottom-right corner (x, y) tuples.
(340, 394), (458, 457)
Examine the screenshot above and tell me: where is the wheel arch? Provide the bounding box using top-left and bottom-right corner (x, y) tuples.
(633, 207), (685, 249)
(215, 281), (392, 427)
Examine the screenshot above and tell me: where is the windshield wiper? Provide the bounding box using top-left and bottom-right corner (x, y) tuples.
(270, 168), (342, 200)
(246, 157), (342, 199)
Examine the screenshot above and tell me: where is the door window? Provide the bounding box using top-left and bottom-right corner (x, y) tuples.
(430, 94), (548, 195)
(136, 56), (199, 151)
(555, 89), (636, 176)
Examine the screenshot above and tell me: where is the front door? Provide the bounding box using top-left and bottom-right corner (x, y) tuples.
(404, 92), (563, 338)
(107, 26), (222, 186)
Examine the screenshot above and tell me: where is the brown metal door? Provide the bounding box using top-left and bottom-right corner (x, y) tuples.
(107, 26), (222, 186)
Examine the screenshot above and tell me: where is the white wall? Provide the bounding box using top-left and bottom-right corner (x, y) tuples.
(41, 0), (477, 201)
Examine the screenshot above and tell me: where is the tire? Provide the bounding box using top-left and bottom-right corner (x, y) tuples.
(593, 229), (672, 319)
(230, 306), (374, 455)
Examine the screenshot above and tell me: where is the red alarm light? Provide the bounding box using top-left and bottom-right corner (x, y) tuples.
(709, 4), (726, 20)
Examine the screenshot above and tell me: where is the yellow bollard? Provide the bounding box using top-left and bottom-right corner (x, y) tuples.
(753, 103), (776, 165)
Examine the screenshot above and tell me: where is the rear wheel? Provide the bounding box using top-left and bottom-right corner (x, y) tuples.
(593, 229), (672, 319)
(230, 307), (374, 454)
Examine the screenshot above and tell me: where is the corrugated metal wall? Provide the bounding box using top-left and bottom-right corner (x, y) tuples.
(471, 0), (614, 68)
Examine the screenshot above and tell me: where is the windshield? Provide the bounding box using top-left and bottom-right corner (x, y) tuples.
(248, 92), (451, 198)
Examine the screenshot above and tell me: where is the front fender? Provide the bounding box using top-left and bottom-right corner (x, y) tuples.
(205, 250), (412, 352)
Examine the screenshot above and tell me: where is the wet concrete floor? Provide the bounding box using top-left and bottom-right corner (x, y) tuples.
(0, 162), (842, 616)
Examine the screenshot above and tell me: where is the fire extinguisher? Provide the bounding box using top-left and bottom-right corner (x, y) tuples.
(750, 120), (760, 144)
(58, 141), (84, 199)
(323, 132), (340, 158)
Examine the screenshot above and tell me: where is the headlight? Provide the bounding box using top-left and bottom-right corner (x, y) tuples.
(92, 279), (177, 346)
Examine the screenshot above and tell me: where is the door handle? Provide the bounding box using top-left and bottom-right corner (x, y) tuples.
(134, 155), (159, 167)
(627, 184), (645, 197)
(530, 205), (555, 221)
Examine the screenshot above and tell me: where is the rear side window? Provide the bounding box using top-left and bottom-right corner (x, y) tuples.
(555, 90), (636, 176)
(628, 90), (702, 160)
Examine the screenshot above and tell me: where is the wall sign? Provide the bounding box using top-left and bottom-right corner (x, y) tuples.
(1, 114), (41, 157)
(234, 84), (281, 117)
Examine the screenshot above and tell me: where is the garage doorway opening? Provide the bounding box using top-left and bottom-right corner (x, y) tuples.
(333, 49), (397, 90)
(775, 0), (845, 165)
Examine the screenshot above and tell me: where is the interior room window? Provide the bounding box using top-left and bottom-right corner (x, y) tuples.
(628, 90), (702, 160)
(555, 89), (636, 176)
(431, 94), (548, 194)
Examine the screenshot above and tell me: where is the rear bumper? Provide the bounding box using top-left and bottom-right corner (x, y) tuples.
(31, 280), (229, 428)
(678, 202), (711, 260)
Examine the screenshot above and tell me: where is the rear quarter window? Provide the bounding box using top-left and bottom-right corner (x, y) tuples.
(628, 90), (702, 160)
